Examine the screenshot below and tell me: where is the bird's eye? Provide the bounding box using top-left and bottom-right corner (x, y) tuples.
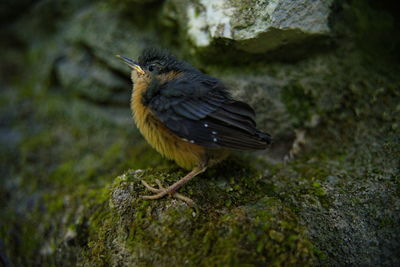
(148, 64), (157, 72)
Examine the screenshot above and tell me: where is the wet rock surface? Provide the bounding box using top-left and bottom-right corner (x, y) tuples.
(1, 0), (399, 266)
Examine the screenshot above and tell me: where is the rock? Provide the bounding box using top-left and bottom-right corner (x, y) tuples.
(80, 168), (316, 266)
(1, 0), (400, 266)
(164, 0), (333, 53)
(55, 46), (129, 105)
(51, 3), (166, 104)
(64, 5), (159, 72)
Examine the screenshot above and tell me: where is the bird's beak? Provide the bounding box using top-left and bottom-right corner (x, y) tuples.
(116, 55), (145, 75)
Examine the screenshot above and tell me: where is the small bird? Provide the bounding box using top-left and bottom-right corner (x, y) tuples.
(117, 48), (271, 205)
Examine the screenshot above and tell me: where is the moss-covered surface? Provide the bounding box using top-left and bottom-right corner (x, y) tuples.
(79, 165), (315, 266)
(1, 0), (400, 266)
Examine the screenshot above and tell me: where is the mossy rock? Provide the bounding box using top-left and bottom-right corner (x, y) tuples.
(50, 167), (316, 266)
(1, 0), (400, 266)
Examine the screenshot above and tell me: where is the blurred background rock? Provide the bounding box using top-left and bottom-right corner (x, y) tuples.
(0, 0), (399, 266)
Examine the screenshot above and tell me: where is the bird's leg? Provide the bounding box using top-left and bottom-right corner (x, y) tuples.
(141, 166), (207, 205)
(141, 179), (195, 204)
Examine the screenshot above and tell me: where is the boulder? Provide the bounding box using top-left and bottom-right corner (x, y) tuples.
(164, 0), (333, 53)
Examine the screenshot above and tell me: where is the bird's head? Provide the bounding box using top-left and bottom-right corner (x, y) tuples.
(117, 48), (198, 85)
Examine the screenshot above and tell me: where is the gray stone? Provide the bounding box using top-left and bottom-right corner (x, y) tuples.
(54, 4), (162, 104)
(64, 5), (158, 72)
(55, 47), (129, 104)
(164, 0), (333, 53)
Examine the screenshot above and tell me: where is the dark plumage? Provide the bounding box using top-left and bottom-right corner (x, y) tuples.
(117, 48), (271, 205)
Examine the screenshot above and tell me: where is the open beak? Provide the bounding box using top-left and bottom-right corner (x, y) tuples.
(116, 55), (145, 75)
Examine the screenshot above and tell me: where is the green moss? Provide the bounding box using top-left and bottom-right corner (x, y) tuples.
(70, 168), (316, 266)
(281, 82), (316, 128)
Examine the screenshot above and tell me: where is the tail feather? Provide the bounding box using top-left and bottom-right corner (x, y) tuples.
(256, 130), (272, 145)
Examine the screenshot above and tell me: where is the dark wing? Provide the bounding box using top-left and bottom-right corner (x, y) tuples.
(148, 74), (271, 150)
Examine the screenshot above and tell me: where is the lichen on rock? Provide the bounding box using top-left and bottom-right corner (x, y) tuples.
(164, 0), (333, 53)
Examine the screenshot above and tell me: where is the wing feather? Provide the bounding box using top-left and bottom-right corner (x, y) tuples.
(148, 75), (271, 150)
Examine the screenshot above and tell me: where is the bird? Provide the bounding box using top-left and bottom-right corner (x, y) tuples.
(116, 48), (271, 205)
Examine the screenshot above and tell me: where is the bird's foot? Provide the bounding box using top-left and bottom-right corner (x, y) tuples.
(141, 179), (195, 206)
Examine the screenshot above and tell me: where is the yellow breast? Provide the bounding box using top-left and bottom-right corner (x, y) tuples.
(130, 77), (205, 170)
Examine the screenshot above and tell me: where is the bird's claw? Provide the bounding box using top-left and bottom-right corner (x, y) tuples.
(141, 179), (164, 193)
(140, 180), (195, 206)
